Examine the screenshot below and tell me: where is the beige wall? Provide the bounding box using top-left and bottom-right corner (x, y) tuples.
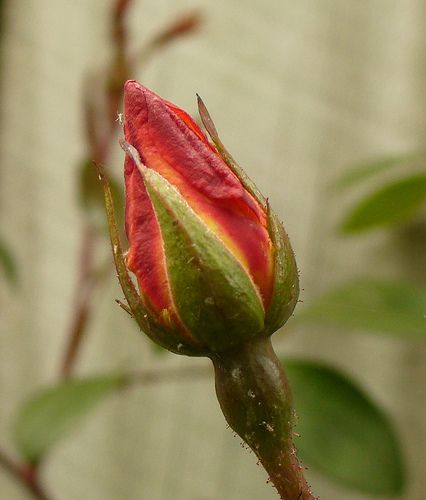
(1, 1), (425, 499)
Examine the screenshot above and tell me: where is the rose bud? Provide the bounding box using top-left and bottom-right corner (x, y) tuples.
(99, 82), (314, 499)
(106, 80), (298, 355)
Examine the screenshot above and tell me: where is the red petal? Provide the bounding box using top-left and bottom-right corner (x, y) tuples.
(125, 156), (201, 346)
(163, 99), (215, 150)
(124, 155), (171, 313)
(124, 81), (273, 305)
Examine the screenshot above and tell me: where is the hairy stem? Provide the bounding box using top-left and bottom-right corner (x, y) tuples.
(211, 337), (315, 500)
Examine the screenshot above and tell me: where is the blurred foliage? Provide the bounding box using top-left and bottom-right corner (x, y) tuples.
(335, 151), (426, 234)
(300, 151), (426, 341)
(340, 175), (426, 233)
(298, 278), (426, 338)
(285, 359), (405, 495)
(14, 375), (126, 463)
(333, 150), (426, 191)
(0, 237), (18, 286)
(291, 150), (426, 494)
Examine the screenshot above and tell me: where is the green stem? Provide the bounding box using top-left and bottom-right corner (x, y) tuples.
(211, 337), (315, 500)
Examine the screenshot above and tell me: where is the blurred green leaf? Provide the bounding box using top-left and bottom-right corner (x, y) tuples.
(14, 375), (125, 463)
(298, 278), (426, 338)
(334, 151), (426, 191)
(340, 174), (426, 233)
(0, 238), (18, 285)
(78, 159), (124, 228)
(284, 359), (405, 495)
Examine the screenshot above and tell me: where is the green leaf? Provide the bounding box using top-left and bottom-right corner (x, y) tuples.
(333, 150), (426, 191)
(13, 375), (125, 463)
(0, 238), (18, 285)
(284, 359), (405, 495)
(340, 174), (426, 233)
(298, 278), (426, 339)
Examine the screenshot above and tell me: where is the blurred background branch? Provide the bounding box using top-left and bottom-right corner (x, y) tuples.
(60, 0), (201, 381)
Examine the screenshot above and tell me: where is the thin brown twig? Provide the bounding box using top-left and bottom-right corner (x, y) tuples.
(112, 0), (131, 50)
(130, 10), (202, 68)
(59, 0), (133, 380)
(0, 448), (52, 500)
(59, 4), (203, 381)
(60, 224), (96, 379)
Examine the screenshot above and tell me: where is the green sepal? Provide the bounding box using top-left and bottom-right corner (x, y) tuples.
(96, 163), (204, 356)
(148, 189), (230, 351)
(196, 98), (299, 334)
(197, 95), (266, 207)
(264, 203), (299, 334)
(144, 168), (265, 351)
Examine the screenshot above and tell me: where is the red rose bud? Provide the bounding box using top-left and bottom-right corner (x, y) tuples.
(119, 80), (299, 355)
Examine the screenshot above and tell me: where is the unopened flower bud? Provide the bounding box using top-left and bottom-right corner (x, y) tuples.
(117, 81), (299, 355)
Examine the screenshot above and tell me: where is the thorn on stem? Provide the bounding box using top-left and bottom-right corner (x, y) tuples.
(92, 161), (106, 184)
(115, 299), (133, 317)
